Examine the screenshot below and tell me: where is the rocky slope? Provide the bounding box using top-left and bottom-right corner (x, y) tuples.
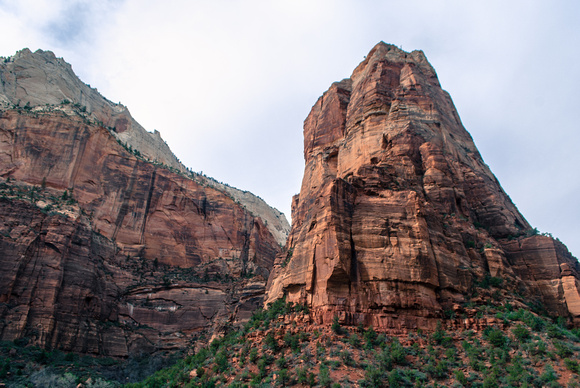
(266, 42), (580, 330)
(0, 48), (289, 245)
(0, 50), (289, 356)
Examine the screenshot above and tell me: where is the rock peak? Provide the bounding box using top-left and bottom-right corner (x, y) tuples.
(352, 42), (436, 86)
(266, 42), (580, 329)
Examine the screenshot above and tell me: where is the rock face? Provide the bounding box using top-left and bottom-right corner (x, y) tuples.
(266, 42), (580, 329)
(0, 48), (290, 245)
(0, 50), (288, 356)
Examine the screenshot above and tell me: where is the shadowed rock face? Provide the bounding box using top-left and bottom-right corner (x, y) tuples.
(266, 42), (580, 329)
(0, 100), (281, 355)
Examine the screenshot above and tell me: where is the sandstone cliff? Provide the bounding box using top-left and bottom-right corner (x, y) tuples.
(0, 50), (288, 356)
(0, 48), (289, 245)
(0, 109), (279, 356)
(266, 42), (580, 329)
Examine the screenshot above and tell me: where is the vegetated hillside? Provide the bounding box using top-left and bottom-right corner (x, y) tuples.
(6, 290), (578, 387)
(141, 300), (580, 387)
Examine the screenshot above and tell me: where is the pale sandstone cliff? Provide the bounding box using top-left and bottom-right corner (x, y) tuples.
(266, 42), (580, 329)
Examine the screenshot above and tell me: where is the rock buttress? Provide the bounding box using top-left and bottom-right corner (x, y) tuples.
(266, 42), (580, 329)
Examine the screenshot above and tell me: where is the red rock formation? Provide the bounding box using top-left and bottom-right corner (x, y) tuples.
(0, 109), (280, 355)
(0, 48), (290, 246)
(266, 42), (580, 329)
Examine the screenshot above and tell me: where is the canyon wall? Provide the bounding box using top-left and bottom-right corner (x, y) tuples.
(0, 50), (288, 356)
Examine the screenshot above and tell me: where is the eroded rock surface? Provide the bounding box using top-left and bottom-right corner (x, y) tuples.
(266, 42), (580, 329)
(0, 110), (278, 355)
(0, 48), (289, 245)
(0, 49), (287, 355)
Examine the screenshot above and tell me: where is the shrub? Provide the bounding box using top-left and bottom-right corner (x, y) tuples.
(482, 374), (499, 388)
(506, 356), (528, 386)
(546, 323), (565, 339)
(455, 370), (468, 386)
(276, 356), (287, 369)
(390, 338), (407, 365)
(431, 321), (453, 347)
(257, 358), (268, 379)
(296, 367), (308, 384)
(376, 348), (393, 372)
(388, 369), (403, 387)
(565, 358), (580, 373)
(278, 368), (291, 386)
(512, 324), (531, 342)
(319, 365), (332, 387)
(540, 364), (559, 385)
(425, 357), (449, 379)
(264, 333), (278, 351)
(249, 348), (258, 363)
(348, 333), (361, 348)
(363, 327), (378, 349)
(553, 340), (573, 358)
(331, 316), (345, 335)
(283, 332), (299, 351)
(489, 276), (503, 287)
(340, 350), (355, 367)
(360, 367), (385, 388)
(483, 327), (507, 348)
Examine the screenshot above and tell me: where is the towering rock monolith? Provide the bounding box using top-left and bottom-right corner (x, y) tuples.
(266, 42), (580, 330)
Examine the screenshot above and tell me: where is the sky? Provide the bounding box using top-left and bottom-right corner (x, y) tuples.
(0, 0), (578, 258)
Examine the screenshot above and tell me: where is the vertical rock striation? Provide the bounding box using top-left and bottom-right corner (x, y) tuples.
(266, 42), (580, 329)
(0, 110), (280, 355)
(0, 49), (289, 356)
(0, 48), (290, 246)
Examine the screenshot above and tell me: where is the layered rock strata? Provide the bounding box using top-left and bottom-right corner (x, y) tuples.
(266, 42), (580, 329)
(0, 50), (287, 355)
(0, 48), (289, 245)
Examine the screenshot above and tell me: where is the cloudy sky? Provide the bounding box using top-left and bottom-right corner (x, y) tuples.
(0, 0), (578, 257)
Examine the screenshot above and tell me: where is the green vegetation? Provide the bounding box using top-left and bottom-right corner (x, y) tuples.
(114, 298), (580, 387)
(3, 294), (580, 387)
(0, 179), (79, 217)
(0, 339), (183, 387)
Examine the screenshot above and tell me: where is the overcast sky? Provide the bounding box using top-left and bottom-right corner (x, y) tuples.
(0, 0), (578, 258)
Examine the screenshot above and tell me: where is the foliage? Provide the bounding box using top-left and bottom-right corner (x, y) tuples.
(512, 324), (531, 342)
(483, 327), (508, 348)
(319, 365), (332, 387)
(4, 293), (580, 387)
(431, 321), (453, 347)
(331, 315), (345, 335)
